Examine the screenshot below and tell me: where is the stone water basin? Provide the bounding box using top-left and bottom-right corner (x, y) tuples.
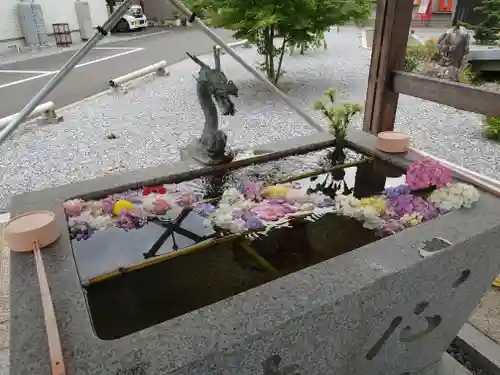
(10, 131), (500, 375)
(67, 144), (461, 341)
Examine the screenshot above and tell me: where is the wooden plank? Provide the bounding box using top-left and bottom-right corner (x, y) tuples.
(393, 71), (500, 118)
(363, 0), (389, 133)
(363, 0), (415, 135)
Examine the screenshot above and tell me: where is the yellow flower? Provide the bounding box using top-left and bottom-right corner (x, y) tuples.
(360, 197), (387, 216)
(112, 200), (135, 216)
(262, 185), (289, 199)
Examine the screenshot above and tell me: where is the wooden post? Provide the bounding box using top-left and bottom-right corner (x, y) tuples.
(363, 0), (415, 135)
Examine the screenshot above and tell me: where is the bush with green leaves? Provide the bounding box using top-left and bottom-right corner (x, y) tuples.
(313, 88), (362, 142)
(462, 0), (500, 45)
(404, 39), (436, 72)
(483, 116), (500, 141)
(184, 0), (374, 84)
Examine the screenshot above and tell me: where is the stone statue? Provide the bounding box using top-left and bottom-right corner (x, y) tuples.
(185, 52), (239, 165)
(422, 25), (470, 82)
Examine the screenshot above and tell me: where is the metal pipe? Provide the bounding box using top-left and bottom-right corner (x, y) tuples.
(168, 0), (326, 133)
(109, 61), (168, 87)
(0, 0), (133, 146)
(0, 102), (55, 129)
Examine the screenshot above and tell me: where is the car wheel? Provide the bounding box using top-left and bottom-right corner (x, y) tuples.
(114, 19), (130, 32)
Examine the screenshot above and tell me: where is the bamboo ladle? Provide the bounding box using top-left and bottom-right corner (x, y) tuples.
(4, 210), (65, 375)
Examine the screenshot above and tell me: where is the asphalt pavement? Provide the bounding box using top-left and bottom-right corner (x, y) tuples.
(0, 27), (235, 118)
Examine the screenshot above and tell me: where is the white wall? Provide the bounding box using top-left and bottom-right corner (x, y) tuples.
(0, 0), (109, 42)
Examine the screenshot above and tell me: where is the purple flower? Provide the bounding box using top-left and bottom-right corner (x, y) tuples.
(244, 213), (265, 230)
(193, 203), (216, 217)
(384, 184), (411, 198)
(386, 194), (439, 221)
(376, 219), (405, 237)
(315, 196), (335, 208)
(116, 209), (148, 230)
(101, 196), (116, 215)
(69, 222), (94, 241)
(243, 180), (263, 201)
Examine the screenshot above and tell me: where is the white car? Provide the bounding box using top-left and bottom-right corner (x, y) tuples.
(112, 5), (147, 32)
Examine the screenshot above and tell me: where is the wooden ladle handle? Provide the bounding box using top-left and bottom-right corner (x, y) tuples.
(33, 241), (66, 375)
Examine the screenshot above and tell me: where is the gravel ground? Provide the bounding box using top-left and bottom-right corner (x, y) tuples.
(0, 27), (497, 213)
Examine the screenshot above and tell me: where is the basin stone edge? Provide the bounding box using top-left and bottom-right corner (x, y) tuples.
(9, 129), (500, 375)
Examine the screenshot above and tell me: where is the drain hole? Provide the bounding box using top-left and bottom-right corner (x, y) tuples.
(452, 270), (471, 288)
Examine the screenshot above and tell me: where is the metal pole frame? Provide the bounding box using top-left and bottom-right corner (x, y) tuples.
(0, 0), (134, 145)
(168, 0), (326, 134)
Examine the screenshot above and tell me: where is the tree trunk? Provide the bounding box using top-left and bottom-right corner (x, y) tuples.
(274, 37), (287, 85)
(265, 27), (275, 81)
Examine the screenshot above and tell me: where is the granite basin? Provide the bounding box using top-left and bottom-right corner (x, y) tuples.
(10, 130), (500, 375)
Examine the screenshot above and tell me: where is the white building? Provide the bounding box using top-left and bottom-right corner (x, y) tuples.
(0, 0), (109, 45)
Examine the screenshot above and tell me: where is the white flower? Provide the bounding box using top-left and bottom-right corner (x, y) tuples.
(211, 212), (233, 230)
(429, 183), (479, 211)
(299, 203), (315, 212)
(229, 219), (247, 234)
(88, 215), (114, 230)
(361, 206), (385, 229)
(220, 188), (243, 205)
(400, 212), (423, 227)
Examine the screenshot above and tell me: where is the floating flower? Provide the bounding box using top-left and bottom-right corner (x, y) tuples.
(112, 190), (143, 204)
(220, 188), (242, 205)
(313, 194), (335, 208)
(69, 222), (94, 241)
(251, 200), (297, 221)
(193, 203), (217, 217)
(229, 219), (247, 234)
(299, 202), (315, 212)
(243, 213), (265, 230)
(377, 219), (406, 237)
(386, 194), (439, 221)
(153, 199), (170, 215)
(335, 193), (385, 229)
(112, 200), (135, 216)
(175, 191), (199, 207)
(243, 180), (263, 201)
(360, 196), (387, 216)
(143, 185), (167, 196)
(88, 215), (114, 231)
(86, 200), (104, 217)
(406, 158), (452, 190)
(116, 209), (148, 230)
(384, 184), (411, 198)
(63, 199), (85, 217)
(428, 183), (480, 211)
(101, 196), (116, 215)
(400, 212), (424, 227)
(262, 185), (289, 199)
(360, 206), (386, 229)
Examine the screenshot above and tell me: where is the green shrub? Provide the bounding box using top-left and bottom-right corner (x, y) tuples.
(404, 39), (437, 72)
(483, 116), (500, 141)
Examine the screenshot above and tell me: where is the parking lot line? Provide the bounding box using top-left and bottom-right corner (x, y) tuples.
(0, 72), (55, 90)
(75, 48), (143, 68)
(0, 69), (55, 74)
(0, 47), (144, 89)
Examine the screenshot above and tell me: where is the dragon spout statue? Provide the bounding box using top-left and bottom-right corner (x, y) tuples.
(186, 52), (238, 165)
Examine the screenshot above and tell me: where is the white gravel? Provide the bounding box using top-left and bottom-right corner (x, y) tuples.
(0, 27), (497, 213)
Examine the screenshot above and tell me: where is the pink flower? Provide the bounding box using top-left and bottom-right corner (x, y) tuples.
(406, 158), (452, 190)
(175, 191), (199, 207)
(153, 199), (170, 215)
(243, 180), (263, 201)
(251, 201), (298, 221)
(63, 199), (85, 217)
